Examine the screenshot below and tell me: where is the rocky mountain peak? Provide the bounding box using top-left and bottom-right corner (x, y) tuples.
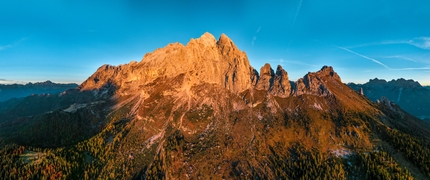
(275, 65), (286, 76)
(217, 33), (232, 46)
(253, 64), (291, 97)
(271, 65), (291, 97)
(389, 78), (422, 88)
(80, 32), (253, 95)
(255, 63), (274, 91)
(217, 33), (239, 56)
(294, 66), (340, 96)
(188, 32), (217, 48)
(316, 66), (341, 82)
(80, 33), (348, 100)
(368, 78), (387, 85)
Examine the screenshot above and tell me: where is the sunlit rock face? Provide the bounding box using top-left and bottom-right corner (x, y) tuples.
(80, 32), (253, 95)
(294, 66), (341, 96)
(254, 64), (291, 97)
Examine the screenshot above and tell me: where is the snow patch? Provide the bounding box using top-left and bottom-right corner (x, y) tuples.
(145, 132), (163, 149)
(312, 102), (323, 110)
(257, 114), (263, 120)
(64, 103), (87, 113)
(330, 148), (352, 158)
(397, 87), (403, 102)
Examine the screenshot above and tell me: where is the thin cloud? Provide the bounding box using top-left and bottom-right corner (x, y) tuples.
(408, 37), (430, 50)
(292, 0), (303, 26)
(252, 27), (262, 46)
(0, 79), (27, 84)
(256, 26), (261, 33)
(336, 45), (430, 70)
(252, 36), (257, 46)
(0, 38), (26, 51)
(395, 67), (430, 70)
(282, 59), (317, 67)
(0, 44), (13, 51)
(349, 37), (430, 50)
(382, 55), (417, 62)
(336, 46), (391, 69)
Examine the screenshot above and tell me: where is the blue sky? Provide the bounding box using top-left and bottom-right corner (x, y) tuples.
(1, 1), (430, 85)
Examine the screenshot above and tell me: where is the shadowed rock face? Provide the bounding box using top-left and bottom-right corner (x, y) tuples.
(349, 78), (430, 118)
(0, 81), (78, 102)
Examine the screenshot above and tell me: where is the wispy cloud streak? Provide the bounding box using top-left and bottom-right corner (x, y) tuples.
(252, 26), (262, 46)
(336, 46), (391, 69)
(336, 45), (430, 70)
(0, 79), (27, 84)
(292, 0), (303, 26)
(256, 27), (261, 33)
(408, 37), (430, 50)
(0, 38), (26, 51)
(350, 37), (430, 50)
(281, 59), (317, 67)
(382, 55), (417, 62)
(0, 44), (14, 51)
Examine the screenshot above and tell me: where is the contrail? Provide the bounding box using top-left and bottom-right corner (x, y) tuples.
(292, 0), (302, 26)
(335, 45), (430, 70)
(335, 46), (391, 69)
(0, 38), (26, 51)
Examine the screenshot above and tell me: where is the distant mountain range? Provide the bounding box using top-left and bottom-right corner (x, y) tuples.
(348, 78), (430, 119)
(0, 33), (429, 179)
(0, 80), (78, 102)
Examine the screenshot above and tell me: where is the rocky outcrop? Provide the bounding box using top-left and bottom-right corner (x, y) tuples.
(80, 33), (343, 99)
(270, 65), (291, 97)
(254, 64), (291, 97)
(80, 32), (253, 94)
(294, 66), (341, 96)
(255, 63), (274, 91)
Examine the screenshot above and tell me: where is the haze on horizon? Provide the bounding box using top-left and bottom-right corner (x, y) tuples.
(1, 1), (430, 85)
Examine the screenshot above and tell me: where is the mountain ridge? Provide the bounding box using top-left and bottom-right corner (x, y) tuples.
(0, 32), (429, 179)
(348, 78), (430, 119)
(0, 80), (78, 102)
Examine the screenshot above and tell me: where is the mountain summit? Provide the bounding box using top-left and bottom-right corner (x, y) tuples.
(80, 32), (254, 94)
(1, 33), (429, 179)
(80, 33), (346, 99)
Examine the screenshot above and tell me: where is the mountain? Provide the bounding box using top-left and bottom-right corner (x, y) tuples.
(0, 80), (78, 102)
(348, 78), (430, 119)
(0, 33), (430, 179)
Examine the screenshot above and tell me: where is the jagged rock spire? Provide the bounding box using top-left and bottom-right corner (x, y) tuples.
(270, 65), (291, 98)
(255, 63), (274, 91)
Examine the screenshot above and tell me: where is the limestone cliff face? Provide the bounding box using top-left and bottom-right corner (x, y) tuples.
(80, 33), (342, 99)
(294, 66), (341, 96)
(270, 65), (291, 98)
(255, 63), (274, 91)
(254, 64), (291, 97)
(80, 32), (253, 95)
